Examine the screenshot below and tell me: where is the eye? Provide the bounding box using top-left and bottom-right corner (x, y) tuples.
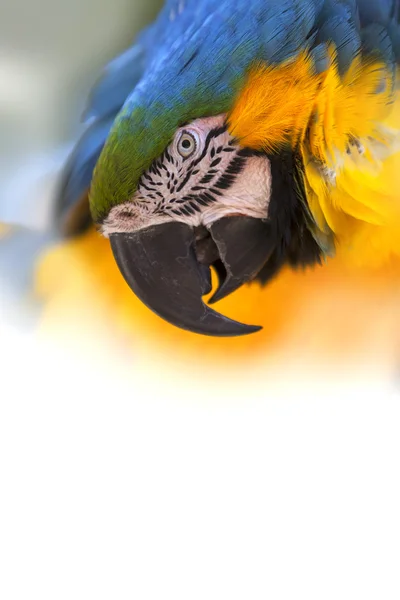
(177, 131), (198, 158)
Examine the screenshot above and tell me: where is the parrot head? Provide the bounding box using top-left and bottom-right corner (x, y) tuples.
(89, 92), (322, 337)
(56, 0), (400, 338)
(86, 0), (400, 338)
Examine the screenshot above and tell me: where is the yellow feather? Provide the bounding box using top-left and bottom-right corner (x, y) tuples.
(306, 67), (400, 268)
(310, 48), (393, 165)
(227, 52), (321, 151)
(302, 151), (351, 235)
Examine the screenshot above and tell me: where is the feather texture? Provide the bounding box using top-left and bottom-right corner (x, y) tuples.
(227, 52), (321, 152)
(302, 77), (400, 267)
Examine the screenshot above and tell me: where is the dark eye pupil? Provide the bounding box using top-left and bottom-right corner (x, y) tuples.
(182, 139), (191, 149)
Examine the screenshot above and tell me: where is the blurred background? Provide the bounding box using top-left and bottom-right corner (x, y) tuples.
(0, 0), (161, 322)
(0, 2), (400, 600)
(0, 0), (163, 225)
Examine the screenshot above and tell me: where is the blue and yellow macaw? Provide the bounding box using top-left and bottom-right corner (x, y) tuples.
(36, 0), (400, 359)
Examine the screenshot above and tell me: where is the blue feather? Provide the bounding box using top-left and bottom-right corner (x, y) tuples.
(55, 116), (115, 227)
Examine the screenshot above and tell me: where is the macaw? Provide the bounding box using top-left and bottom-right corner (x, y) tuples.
(54, 0), (400, 339)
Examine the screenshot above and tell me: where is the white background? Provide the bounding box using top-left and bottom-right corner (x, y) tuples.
(1, 323), (399, 600)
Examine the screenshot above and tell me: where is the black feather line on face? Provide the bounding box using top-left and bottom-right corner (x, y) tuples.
(210, 157), (222, 168)
(189, 201), (201, 213)
(139, 181), (156, 193)
(176, 170), (193, 193)
(195, 195), (211, 207)
(199, 173), (215, 185)
(211, 154), (246, 190)
(188, 125), (227, 171)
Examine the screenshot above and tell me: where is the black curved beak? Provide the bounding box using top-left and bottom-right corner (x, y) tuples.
(109, 218), (272, 337)
(208, 217), (274, 303)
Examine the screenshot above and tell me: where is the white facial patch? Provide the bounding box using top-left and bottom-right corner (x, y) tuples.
(102, 115), (272, 237)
